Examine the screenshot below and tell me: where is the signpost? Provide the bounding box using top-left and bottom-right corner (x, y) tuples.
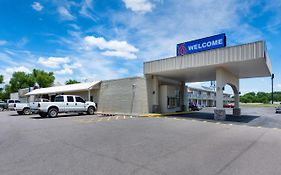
(177, 33), (226, 56)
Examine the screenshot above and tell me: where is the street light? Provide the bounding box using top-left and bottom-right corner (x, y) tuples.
(271, 74), (274, 104)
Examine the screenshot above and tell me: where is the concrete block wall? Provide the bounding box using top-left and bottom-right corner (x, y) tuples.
(97, 77), (149, 115)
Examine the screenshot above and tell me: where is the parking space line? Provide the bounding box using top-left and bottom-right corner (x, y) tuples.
(72, 115), (281, 132)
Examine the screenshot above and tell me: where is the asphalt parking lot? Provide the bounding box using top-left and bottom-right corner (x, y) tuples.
(172, 106), (281, 129)
(1, 108), (281, 175)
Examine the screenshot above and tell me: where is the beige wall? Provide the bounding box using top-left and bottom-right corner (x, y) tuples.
(97, 77), (149, 115)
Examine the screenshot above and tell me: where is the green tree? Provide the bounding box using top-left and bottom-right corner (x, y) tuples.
(240, 92), (256, 103)
(0, 85), (10, 100)
(9, 72), (35, 93)
(0, 75), (3, 84)
(256, 92), (269, 103)
(32, 69), (55, 88)
(65, 79), (80, 85)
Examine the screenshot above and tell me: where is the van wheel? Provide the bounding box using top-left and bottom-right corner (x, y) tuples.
(87, 107), (95, 115)
(23, 108), (31, 115)
(48, 108), (58, 118)
(39, 112), (48, 118)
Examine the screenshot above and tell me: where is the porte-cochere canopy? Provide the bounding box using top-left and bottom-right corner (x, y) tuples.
(144, 41), (272, 120)
(144, 41), (271, 82)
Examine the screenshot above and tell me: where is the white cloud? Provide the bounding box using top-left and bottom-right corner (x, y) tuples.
(58, 6), (75, 20)
(123, 0), (154, 13)
(72, 62), (82, 68)
(69, 24), (80, 30)
(31, 2), (43, 11)
(0, 40), (7, 46)
(38, 56), (70, 68)
(110, 0), (265, 61)
(0, 52), (17, 66)
(80, 0), (96, 21)
(55, 63), (82, 75)
(102, 50), (137, 59)
(76, 56), (130, 80)
(83, 36), (138, 59)
(117, 68), (129, 74)
(5, 66), (31, 74)
(55, 64), (73, 75)
(17, 37), (29, 47)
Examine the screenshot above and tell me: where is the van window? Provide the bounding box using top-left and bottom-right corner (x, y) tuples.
(8, 100), (14, 103)
(54, 96), (64, 102)
(15, 100), (20, 103)
(67, 96), (74, 102)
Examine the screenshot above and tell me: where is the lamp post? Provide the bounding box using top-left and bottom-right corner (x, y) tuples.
(271, 74), (274, 104)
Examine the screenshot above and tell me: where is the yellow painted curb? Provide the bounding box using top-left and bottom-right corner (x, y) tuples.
(141, 111), (193, 117)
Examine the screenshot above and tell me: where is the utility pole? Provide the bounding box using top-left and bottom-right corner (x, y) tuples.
(271, 74), (274, 104)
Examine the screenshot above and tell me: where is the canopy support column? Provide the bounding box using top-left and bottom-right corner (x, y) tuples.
(152, 75), (160, 113)
(215, 68), (240, 120)
(88, 89), (91, 101)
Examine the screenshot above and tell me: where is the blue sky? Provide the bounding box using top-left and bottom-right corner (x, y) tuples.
(0, 0), (280, 94)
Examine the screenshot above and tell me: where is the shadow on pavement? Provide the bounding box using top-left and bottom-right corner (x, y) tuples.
(168, 112), (260, 123)
(29, 113), (87, 119)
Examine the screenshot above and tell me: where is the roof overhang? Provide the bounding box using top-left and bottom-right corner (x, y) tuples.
(144, 41), (272, 82)
(25, 81), (101, 96)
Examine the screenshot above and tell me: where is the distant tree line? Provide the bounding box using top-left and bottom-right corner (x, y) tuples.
(0, 69), (55, 100)
(240, 92), (281, 103)
(0, 69), (80, 100)
(65, 79), (80, 85)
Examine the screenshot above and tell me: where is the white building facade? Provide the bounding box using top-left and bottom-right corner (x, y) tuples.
(25, 38), (272, 120)
(187, 86), (233, 107)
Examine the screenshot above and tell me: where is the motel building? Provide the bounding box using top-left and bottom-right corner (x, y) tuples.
(187, 86), (233, 107)
(25, 33), (272, 120)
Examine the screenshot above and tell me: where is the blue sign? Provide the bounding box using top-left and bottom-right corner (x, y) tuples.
(177, 33), (226, 56)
